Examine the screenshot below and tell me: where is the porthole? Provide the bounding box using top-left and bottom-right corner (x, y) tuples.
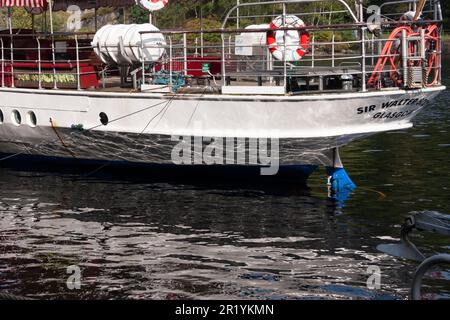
(99, 112), (109, 126)
(11, 110), (22, 126)
(0, 109), (3, 124)
(26, 111), (37, 127)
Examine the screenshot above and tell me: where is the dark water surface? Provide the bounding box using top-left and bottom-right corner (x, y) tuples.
(0, 65), (449, 300)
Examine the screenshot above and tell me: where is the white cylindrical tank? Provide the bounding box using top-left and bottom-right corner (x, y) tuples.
(92, 23), (166, 65)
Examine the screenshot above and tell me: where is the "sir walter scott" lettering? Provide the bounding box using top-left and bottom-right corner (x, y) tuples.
(356, 97), (429, 119)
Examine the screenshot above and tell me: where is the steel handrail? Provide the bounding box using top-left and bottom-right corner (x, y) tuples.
(221, 0), (359, 28)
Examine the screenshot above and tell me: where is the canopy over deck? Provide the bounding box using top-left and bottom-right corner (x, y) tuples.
(0, 0), (46, 7)
(53, 0), (135, 11)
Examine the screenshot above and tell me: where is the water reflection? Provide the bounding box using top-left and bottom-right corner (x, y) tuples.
(0, 179), (396, 300)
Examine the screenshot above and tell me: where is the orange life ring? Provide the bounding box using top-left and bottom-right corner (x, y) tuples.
(266, 15), (310, 61)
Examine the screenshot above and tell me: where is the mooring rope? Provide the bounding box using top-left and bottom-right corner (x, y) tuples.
(185, 87), (209, 130)
(138, 93), (177, 135)
(75, 92), (180, 178)
(0, 95), (179, 164)
(50, 117), (77, 158)
(358, 187), (387, 200)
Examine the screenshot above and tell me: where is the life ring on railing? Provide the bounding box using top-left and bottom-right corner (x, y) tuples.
(136, 0), (169, 12)
(266, 15), (310, 61)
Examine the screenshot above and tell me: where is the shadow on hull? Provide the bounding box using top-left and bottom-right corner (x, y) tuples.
(0, 153), (318, 195)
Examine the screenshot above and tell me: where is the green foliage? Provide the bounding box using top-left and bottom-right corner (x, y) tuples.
(1, 1), (447, 33)
(130, 5), (149, 24)
(127, 1), (369, 30)
(184, 17), (222, 42)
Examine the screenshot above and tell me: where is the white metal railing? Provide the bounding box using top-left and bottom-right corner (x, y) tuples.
(138, 23), (441, 93)
(0, 32), (97, 91)
(0, 0), (443, 95)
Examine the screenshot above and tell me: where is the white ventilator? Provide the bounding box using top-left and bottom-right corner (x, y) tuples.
(92, 24), (166, 65)
(136, 0), (169, 12)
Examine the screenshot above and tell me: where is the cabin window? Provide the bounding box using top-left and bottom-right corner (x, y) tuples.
(99, 112), (109, 126)
(27, 111), (37, 128)
(0, 109), (3, 124)
(11, 110), (22, 126)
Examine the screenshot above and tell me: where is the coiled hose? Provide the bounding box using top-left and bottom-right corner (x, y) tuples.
(368, 24), (440, 88)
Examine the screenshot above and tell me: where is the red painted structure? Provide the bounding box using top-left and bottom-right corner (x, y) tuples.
(1, 62), (99, 89)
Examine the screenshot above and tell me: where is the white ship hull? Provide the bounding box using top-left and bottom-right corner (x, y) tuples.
(0, 86), (444, 167)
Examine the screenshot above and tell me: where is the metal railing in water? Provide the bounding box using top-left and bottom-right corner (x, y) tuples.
(0, 0), (443, 94)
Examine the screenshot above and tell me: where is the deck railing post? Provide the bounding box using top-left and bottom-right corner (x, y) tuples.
(37, 38), (42, 89)
(401, 29), (408, 88)
(75, 35), (81, 90)
(437, 0), (443, 21)
(195, 37), (199, 56)
(183, 33), (188, 77)
(169, 36), (173, 87)
(140, 33), (146, 85)
(1, 38), (4, 88)
(332, 32), (335, 68)
(221, 31), (227, 86)
(433, 0), (438, 21)
(201, 31), (204, 58)
(51, 36), (57, 89)
(283, 3), (287, 92)
(10, 34), (15, 88)
(420, 28), (426, 84)
(371, 33), (375, 66)
(361, 27), (367, 92)
(359, 0), (364, 24)
(438, 26), (442, 84)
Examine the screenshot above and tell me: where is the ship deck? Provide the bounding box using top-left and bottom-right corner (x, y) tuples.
(87, 66), (367, 95)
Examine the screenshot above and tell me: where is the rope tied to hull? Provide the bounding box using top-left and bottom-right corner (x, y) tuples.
(0, 98), (180, 164)
(75, 92), (181, 178)
(49, 117), (77, 159)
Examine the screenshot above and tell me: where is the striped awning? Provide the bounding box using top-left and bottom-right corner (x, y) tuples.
(0, 0), (46, 7)
(1, 0), (137, 10)
(1, 0), (136, 9)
